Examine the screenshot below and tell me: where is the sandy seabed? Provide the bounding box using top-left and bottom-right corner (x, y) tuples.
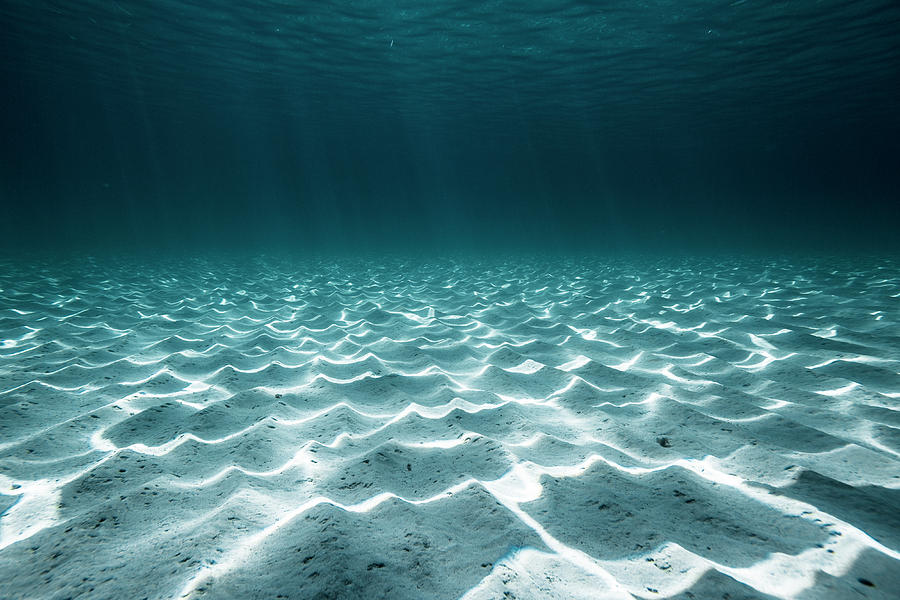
(0, 256), (898, 599)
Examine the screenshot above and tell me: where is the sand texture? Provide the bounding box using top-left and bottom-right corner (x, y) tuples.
(1, 256), (898, 599)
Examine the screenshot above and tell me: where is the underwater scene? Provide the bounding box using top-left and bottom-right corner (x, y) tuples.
(1, 1), (899, 599)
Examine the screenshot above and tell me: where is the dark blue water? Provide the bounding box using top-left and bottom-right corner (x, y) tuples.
(2, 0), (898, 252)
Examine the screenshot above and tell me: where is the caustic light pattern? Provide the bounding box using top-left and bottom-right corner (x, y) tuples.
(0, 257), (898, 599)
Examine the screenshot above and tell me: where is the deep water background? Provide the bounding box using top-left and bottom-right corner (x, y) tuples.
(1, 0), (898, 255)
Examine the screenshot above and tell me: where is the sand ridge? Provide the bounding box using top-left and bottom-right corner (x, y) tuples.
(0, 256), (898, 599)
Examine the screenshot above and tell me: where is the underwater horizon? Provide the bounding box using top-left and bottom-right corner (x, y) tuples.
(1, 1), (899, 599)
(2, 0), (899, 254)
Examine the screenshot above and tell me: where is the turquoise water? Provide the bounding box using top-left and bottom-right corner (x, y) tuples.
(2, 0), (899, 250)
(1, 1), (899, 598)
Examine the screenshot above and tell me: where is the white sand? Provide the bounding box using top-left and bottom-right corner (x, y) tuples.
(0, 256), (898, 599)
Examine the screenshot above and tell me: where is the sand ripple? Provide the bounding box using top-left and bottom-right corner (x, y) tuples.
(1, 256), (898, 599)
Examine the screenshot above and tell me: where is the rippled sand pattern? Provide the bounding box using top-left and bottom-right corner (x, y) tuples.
(1, 257), (898, 599)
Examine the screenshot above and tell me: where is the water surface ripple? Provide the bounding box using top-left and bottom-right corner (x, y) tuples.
(3, 0), (898, 133)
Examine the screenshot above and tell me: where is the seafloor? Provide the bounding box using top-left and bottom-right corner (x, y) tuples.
(0, 256), (898, 599)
